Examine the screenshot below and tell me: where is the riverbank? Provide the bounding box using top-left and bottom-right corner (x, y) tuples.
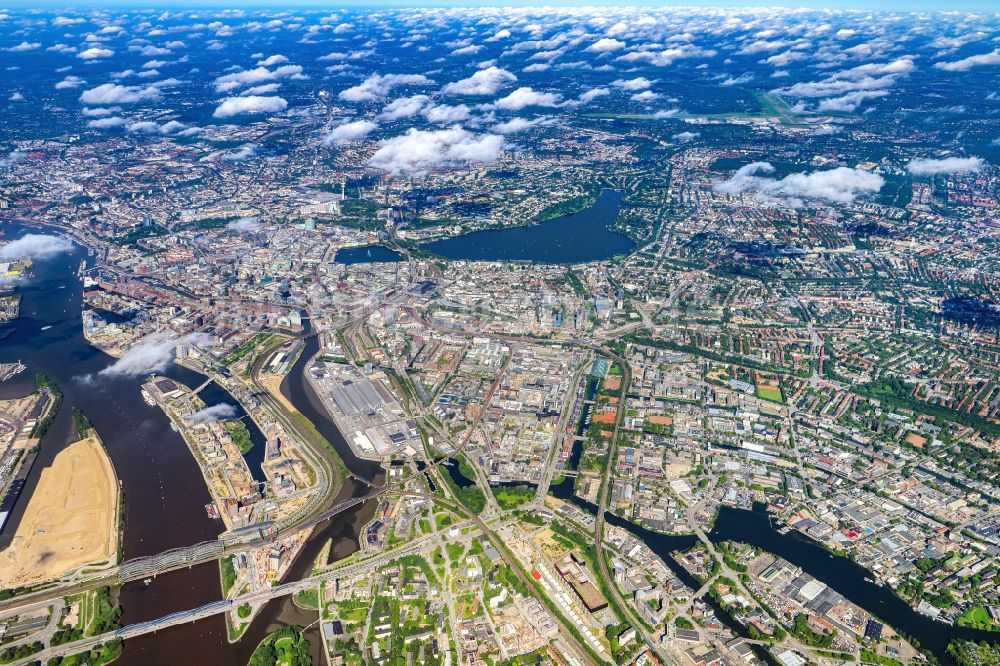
(142, 376), (260, 533)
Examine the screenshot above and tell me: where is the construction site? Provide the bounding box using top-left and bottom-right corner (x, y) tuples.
(0, 432), (119, 589)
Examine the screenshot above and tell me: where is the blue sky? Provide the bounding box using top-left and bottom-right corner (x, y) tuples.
(10, 0), (1000, 11)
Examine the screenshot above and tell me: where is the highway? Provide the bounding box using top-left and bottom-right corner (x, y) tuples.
(13, 516), (458, 666)
(13, 480), (605, 666)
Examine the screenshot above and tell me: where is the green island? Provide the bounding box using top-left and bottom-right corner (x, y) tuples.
(248, 626), (312, 666)
(224, 419), (254, 454)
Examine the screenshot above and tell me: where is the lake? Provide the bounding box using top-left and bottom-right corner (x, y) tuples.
(420, 189), (635, 263)
(334, 245), (403, 264)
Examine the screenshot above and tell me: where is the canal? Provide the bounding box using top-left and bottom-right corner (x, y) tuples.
(550, 463), (1000, 665)
(709, 505), (1000, 664)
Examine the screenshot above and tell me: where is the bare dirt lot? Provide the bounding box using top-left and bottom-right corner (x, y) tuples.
(0, 434), (118, 588)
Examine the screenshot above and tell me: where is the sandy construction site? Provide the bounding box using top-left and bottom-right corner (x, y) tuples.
(0, 434), (118, 588)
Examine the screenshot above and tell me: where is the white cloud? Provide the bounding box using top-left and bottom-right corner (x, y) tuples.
(135, 45), (171, 57)
(214, 65), (303, 93)
(672, 131), (700, 142)
(816, 90), (888, 112)
(452, 44), (482, 56)
(442, 66), (516, 95)
(87, 116), (127, 128)
(222, 144), (257, 161)
(423, 104), (471, 124)
(368, 126), (505, 176)
(126, 121), (159, 133)
(339, 73), (431, 102)
(226, 217), (262, 232)
(0, 234), (73, 261)
(186, 403), (238, 424)
(379, 94), (431, 120)
(769, 169), (885, 204)
(613, 77), (652, 91)
(81, 106), (117, 117)
(906, 156), (983, 176)
(715, 162), (884, 204)
(6, 42), (40, 52)
(323, 119), (378, 146)
(257, 54), (288, 67)
(160, 120), (193, 135)
(0, 151), (25, 169)
(78, 47), (114, 60)
(934, 49), (1000, 72)
(124, 119), (192, 135)
(579, 87), (610, 103)
(841, 59), (915, 79)
(587, 38), (626, 53)
(213, 95), (288, 118)
(98, 333), (213, 379)
(615, 43), (713, 67)
(779, 58), (914, 100)
(53, 16), (85, 27)
(721, 73), (753, 87)
(79, 83), (160, 104)
(631, 90), (659, 102)
(495, 86), (561, 110)
(242, 83), (281, 96)
(492, 116), (548, 134)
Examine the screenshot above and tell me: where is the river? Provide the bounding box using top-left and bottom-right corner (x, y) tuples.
(709, 505), (1000, 664)
(550, 464), (999, 665)
(0, 223), (382, 665)
(420, 189), (635, 263)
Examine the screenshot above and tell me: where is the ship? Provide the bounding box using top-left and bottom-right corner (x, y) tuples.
(140, 389), (156, 406)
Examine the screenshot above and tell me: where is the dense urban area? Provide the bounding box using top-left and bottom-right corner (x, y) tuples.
(0, 5), (998, 666)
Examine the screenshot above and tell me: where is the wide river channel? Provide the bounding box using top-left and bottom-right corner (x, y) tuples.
(0, 223), (380, 665)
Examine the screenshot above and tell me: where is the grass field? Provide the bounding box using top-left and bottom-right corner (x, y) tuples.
(754, 91), (799, 125)
(492, 484), (534, 510)
(294, 588), (319, 610)
(956, 605), (1000, 631)
(337, 606), (368, 623)
(756, 386), (784, 403)
(220, 556), (237, 596)
(581, 91), (815, 127)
